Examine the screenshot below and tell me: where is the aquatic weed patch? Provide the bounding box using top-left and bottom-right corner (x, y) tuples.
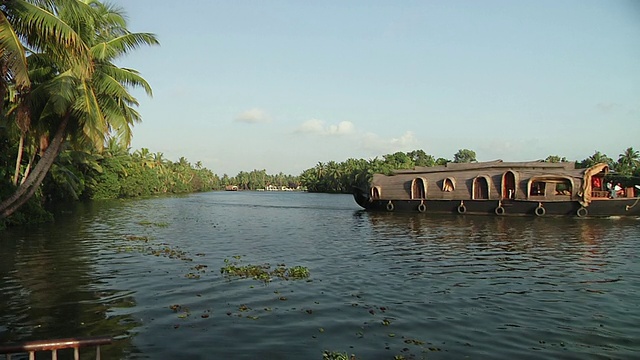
(137, 220), (169, 227)
(220, 257), (310, 283)
(322, 350), (356, 360)
(117, 242), (193, 262)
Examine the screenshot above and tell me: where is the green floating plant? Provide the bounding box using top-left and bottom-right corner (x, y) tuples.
(322, 351), (356, 360)
(137, 220), (169, 227)
(220, 258), (310, 283)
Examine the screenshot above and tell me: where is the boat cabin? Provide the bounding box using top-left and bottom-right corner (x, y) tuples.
(369, 160), (620, 205)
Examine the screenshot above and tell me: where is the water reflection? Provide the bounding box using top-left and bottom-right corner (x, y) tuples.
(364, 211), (633, 251)
(0, 209), (140, 358)
(361, 212), (634, 296)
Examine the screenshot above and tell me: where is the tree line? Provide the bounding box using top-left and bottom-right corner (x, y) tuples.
(298, 148), (640, 194)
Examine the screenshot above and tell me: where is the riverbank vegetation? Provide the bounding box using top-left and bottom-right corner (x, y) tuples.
(299, 147), (640, 194)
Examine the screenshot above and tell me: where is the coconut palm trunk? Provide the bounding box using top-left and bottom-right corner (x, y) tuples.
(0, 115), (69, 218)
(12, 134), (25, 186)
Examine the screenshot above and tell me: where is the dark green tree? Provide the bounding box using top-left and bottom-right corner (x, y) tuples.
(1, 0), (158, 219)
(453, 149), (476, 163)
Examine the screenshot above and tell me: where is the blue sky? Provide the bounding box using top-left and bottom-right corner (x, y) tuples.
(111, 0), (639, 176)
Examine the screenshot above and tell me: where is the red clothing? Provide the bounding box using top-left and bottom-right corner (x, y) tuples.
(592, 177), (601, 189)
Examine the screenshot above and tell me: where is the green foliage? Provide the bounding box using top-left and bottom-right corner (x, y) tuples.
(220, 258), (311, 283)
(408, 149), (435, 167)
(223, 169), (299, 191)
(300, 150), (455, 194)
(615, 147), (640, 176)
(0, 192), (53, 227)
(577, 151), (614, 169)
(1, 0), (159, 219)
(89, 168), (121, 200)
(453, 149), (477, 163)
(544, 155), (568, 163)
(322, 351), (355, 360)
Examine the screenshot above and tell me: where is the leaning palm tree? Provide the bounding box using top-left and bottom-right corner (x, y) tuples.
(0, 0), (158, 219)
(2, 0), (90, 186)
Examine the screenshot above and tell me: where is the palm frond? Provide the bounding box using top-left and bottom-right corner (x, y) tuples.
(0, 11), (30, 90)
(8, 0), (90, 68)
(75, 79), (106, 149)
(90, 32), (159, 62)
(97, 64), (152, 96)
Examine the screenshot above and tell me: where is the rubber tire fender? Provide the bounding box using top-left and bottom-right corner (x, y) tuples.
(386, 201), (394, 212)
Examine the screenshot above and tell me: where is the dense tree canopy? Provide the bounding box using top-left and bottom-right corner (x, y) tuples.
(1, 0), (158, 219)
(453, 149), (476, 163)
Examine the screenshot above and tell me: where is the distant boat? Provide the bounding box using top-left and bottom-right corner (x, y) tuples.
(353, 160), (640, 217)
(225, 185), (238, 191)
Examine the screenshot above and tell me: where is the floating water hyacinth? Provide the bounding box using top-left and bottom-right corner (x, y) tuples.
(220, 257), (310, 283)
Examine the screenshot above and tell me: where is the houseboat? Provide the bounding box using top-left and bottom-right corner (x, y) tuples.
(352, 160), (640, 217)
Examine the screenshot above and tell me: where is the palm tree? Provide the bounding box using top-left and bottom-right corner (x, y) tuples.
(0, 0), (158, 219)
(578, 151), (613, 169)
(133, 147), (154, 168)
(2, 0), (90, 187)
(616, 147), (640, 176)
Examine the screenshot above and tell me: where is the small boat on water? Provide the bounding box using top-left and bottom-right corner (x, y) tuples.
(352, 160), (640, 217)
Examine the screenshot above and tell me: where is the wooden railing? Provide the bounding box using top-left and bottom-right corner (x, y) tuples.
(0, 336), (112, 360)
(591, 190), (609, 198)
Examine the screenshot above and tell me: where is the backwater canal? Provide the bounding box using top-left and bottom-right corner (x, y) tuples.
(1, 191), (639, 359)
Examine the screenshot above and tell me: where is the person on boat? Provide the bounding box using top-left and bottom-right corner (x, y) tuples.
(607, 181), (616, 198)
(615, 183), (624, 197)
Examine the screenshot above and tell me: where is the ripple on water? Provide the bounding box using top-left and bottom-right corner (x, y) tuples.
(1, 194), (639, 359)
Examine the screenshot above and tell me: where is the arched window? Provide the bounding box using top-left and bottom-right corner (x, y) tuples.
(411, 177), (428, 199)
(371, 186), (382, 200)
(501, 171), (517, 199)
(472, 176), (490, 200)
(442, 177), (456, 192)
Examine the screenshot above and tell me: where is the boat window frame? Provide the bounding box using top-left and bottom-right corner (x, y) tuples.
(472, 175), (491, 200)
(411, 177), (428, 199)
(442, 177), (456, 192)
(501, 170), (518, 199)
(371, 186), (382, 200)
(527, 176), (575, 199)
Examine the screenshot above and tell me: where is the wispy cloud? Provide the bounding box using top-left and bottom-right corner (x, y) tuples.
(294, 118), (419, 157)
(359, 131), (418, 154)
(596, 102), (621, 114)
(235, 108), (271, 124)
(295, 119), (355, 135)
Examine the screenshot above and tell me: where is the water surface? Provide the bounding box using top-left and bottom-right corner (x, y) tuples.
(1, 192), (639, 359)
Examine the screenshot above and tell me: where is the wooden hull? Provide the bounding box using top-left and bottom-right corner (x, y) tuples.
(353, 188), (640, 218)
(354, 161), (640, 218)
